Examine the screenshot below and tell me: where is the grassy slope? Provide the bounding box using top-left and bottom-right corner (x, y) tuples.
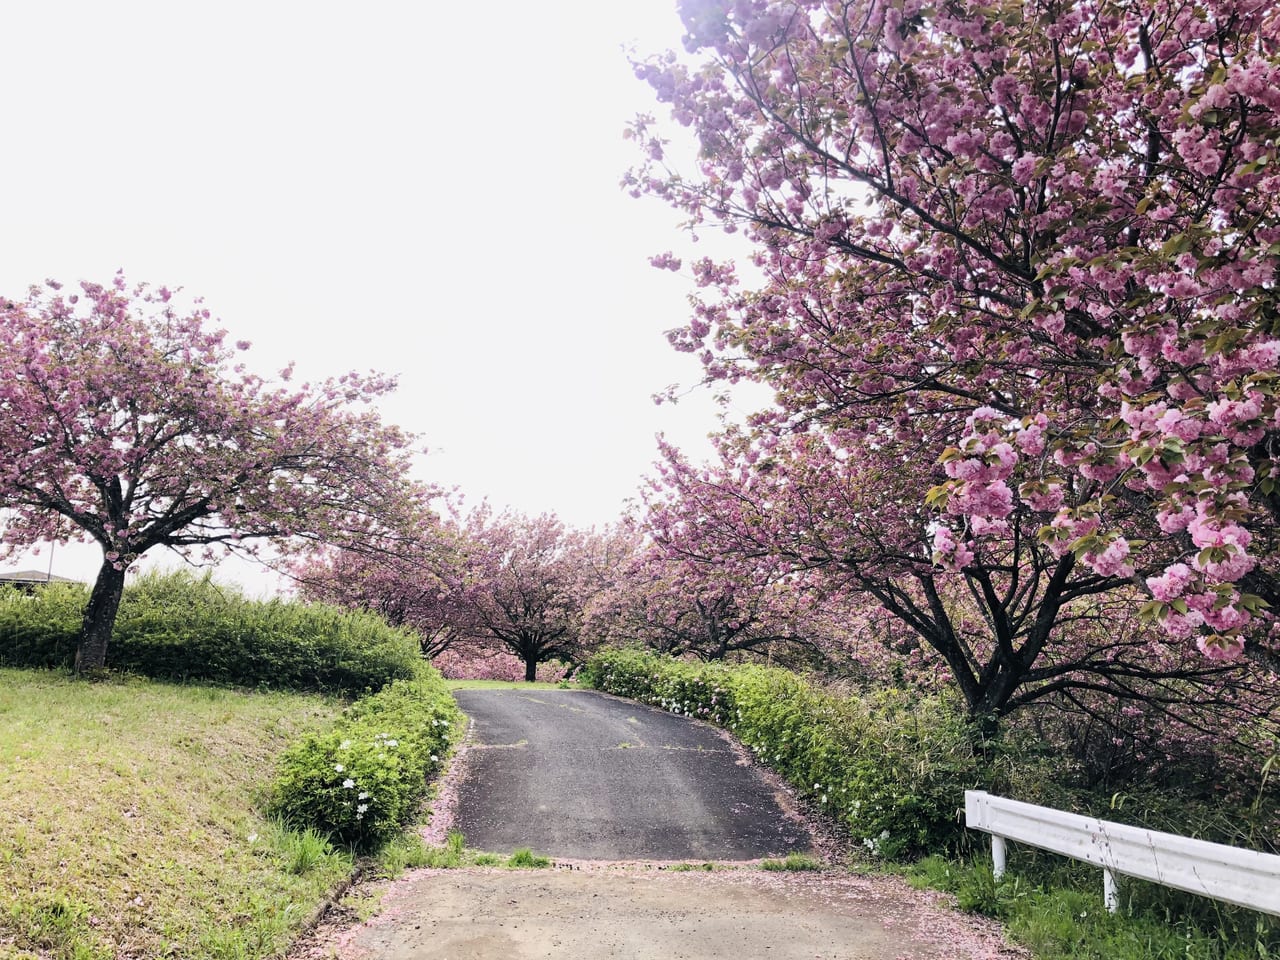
(0, 668), (349, 960)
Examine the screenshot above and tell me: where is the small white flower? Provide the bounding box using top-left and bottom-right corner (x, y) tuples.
(334, 763), (345, 773)
(357, 803), (368, 814)
(343, 778), (355, 789)
(247, 833), (259, 844)
(340, 739), (353, 749)
(430, 754), (439, 762)
(386, 739), (399, 747)
(358, 792), (369, 800)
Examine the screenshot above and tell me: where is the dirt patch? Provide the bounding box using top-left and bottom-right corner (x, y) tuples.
(292, 863), (1026, 960)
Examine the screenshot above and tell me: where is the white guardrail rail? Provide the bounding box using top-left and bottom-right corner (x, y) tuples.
(964, 791), (1280, 915)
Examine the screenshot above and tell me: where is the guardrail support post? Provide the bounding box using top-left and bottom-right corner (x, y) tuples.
(991, 835), (1007, 879)
(1103, 868), (1118, 913)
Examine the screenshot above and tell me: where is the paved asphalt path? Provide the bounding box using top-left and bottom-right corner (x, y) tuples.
(451, 688), (813, 861)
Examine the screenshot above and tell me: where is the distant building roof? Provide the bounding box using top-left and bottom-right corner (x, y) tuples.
(0, 569), (82, 584)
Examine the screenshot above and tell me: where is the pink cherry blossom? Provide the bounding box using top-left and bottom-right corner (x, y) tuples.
(627, 0), (1280, 666)
(0, 276), (428, 671)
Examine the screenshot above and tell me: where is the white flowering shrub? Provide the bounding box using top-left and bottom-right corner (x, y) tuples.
(578, 648), (737, 726)
(269, 672), (460, 847)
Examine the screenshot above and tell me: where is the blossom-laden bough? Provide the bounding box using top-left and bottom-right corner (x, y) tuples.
(628, 0), (1280, 670)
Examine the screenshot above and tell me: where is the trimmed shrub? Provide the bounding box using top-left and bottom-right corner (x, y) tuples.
(581, 648), (990, 858)
(268, 670), (462, 848)
(0, 583), (84, 667)
(0, 572), (423, 695)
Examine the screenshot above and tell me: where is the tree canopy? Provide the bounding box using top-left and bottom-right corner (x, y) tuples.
(0, 276), (429, 670)
(629, 0), (1280, 670)
(295, 508), (637, 682)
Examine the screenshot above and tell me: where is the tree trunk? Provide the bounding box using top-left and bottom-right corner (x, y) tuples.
(75, 560), (128, 675)
(524, 656), (537, 682)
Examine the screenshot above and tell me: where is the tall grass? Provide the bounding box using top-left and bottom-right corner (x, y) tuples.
(908, 854), (1280, 960)
(0, 668), (349, 959)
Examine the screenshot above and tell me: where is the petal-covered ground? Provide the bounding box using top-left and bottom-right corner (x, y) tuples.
(309, 864), (1025, 960)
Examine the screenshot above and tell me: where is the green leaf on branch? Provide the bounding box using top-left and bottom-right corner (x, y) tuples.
(1138, 599), (1167, 619)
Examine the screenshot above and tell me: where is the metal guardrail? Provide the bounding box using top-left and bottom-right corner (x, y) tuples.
(964, 791), (1280, 915)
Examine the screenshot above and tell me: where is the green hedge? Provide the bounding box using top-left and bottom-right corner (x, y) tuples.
(580, 648), (991, 858)
(268, 671), (462, 847)
(0, 572), (424, 695)
(0, 582), (84, 667)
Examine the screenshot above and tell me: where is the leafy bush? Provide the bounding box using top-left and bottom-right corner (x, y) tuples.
(0, 583), (85, 668)
(580, 648), (992, 858)
(268, 671), (461, 848)
(0, 572), (424, 695)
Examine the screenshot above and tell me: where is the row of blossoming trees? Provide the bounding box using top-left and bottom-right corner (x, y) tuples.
(292, 509), (869, 683)
(0, 274), (846, 684)
(2, 0), (1277, 782)
(0, 262), (1272, 778)
(292, 510), (639, 683)
(0, 276), (649, 683)
(615, 0), (1280, 740)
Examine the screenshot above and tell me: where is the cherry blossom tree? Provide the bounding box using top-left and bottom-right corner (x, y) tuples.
(452, 509), (634, 682)
(583, 544), (838, 664)
(0, 276), (429, 672)
(629, 0), (1280, 666)
(644, 429), (1262, 729)
(291, 511), (637, 681)
(291, 532), (466, 659)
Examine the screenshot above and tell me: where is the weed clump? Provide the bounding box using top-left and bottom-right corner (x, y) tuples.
(760, 853), (823, 872)
(506, 848), (551, 868)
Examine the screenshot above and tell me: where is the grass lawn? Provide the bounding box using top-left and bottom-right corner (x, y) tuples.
(0, 668), (350, 960)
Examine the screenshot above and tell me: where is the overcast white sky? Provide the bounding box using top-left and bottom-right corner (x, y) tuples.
(1, 1), (768, 592)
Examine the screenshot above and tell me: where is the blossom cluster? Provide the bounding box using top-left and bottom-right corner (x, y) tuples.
(629, 0), (1280, 661)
